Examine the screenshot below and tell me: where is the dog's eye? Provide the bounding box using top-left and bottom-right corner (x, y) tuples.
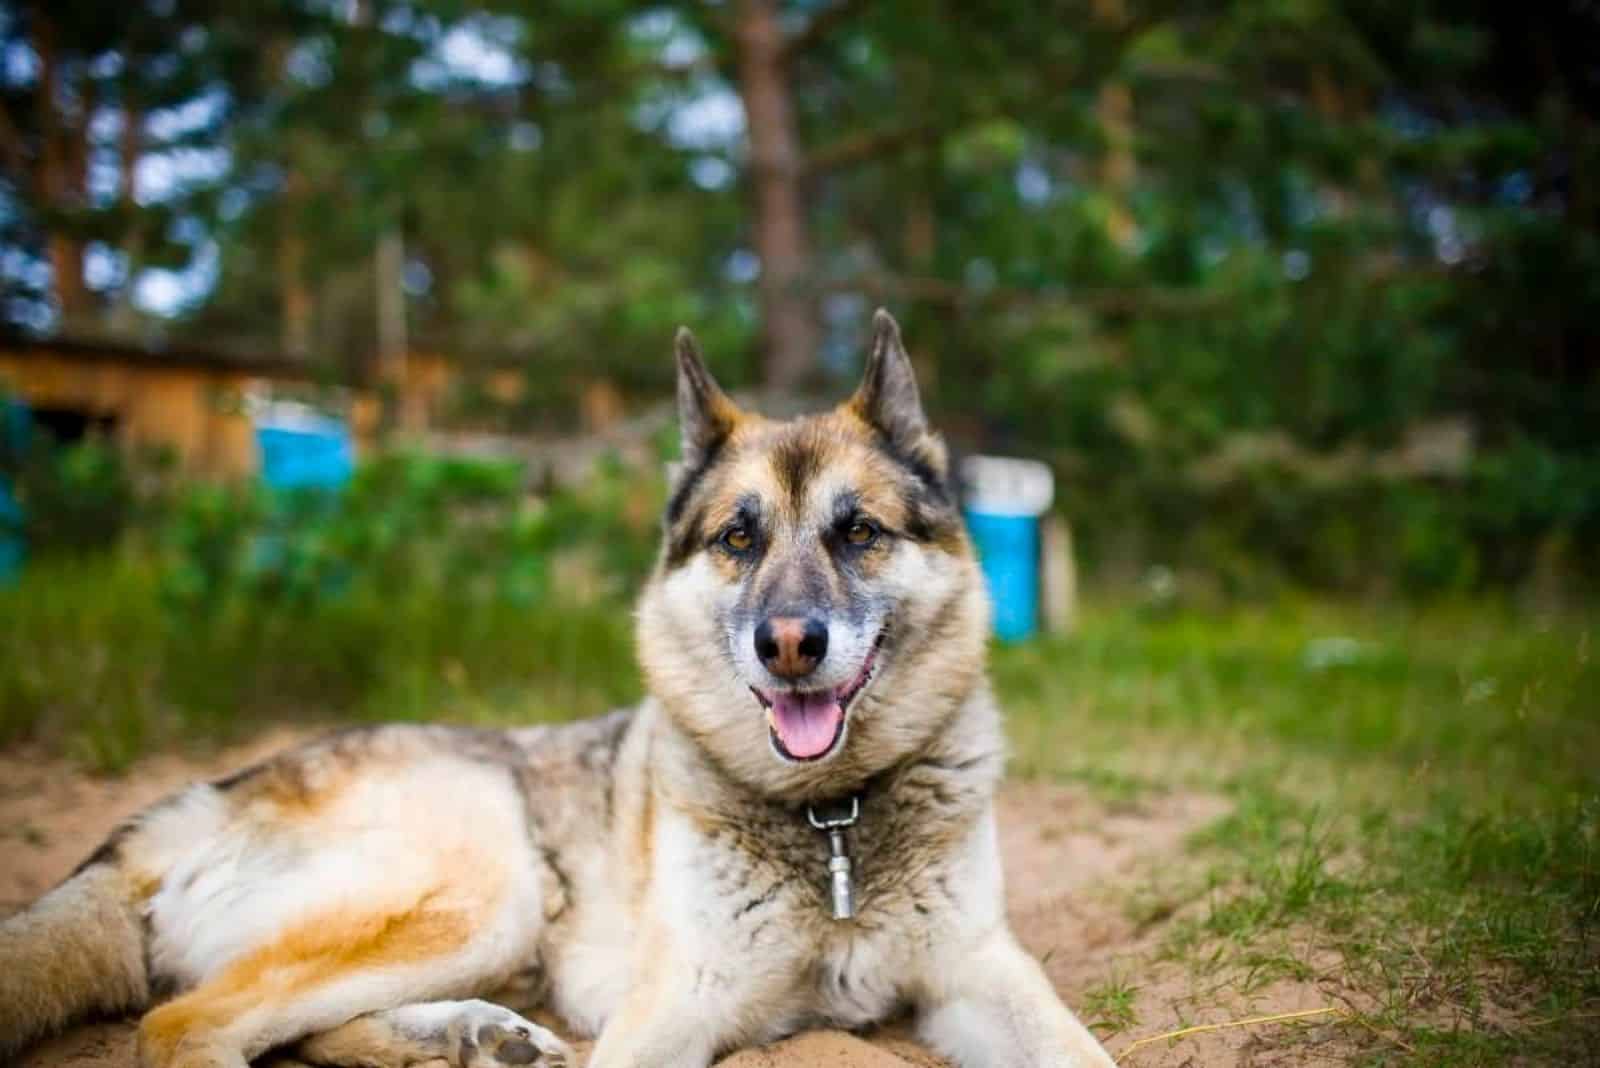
(721, 525), (754, 552)
(845, 520), (879, 547)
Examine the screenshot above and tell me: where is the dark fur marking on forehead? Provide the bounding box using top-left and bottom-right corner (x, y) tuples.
(771, 432), (826, 510)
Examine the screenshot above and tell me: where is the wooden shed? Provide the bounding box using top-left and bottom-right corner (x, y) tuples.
(0, 335), (350, 480)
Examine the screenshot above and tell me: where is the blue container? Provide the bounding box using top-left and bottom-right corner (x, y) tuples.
(0, 478), (23, 586)
(964, 509), (1039, 642)
(0, 398), (27, 585)
(255, 415), (354, 491)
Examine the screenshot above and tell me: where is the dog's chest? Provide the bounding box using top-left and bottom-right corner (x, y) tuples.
(806, 918), (920, 1027)
(674, 801), (976, 1028)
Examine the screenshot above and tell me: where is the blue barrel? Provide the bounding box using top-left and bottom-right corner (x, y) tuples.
(0, 477), (22, 586)
(964, 509), (1038, 642)
(255, 411), (354, 491)
(0, 398), (28, 584)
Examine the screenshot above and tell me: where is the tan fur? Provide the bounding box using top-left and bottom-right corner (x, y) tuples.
(138, 894), (476, 1065)
(0, 865), (149, 1055)
(0, 315), (1114, 1068)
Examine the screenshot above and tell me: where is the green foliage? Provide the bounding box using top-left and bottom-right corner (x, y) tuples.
(0, 451), (661, 769)
(0, 556), (169, 770)
(159, 451), (660, 612)
(5, 1), (1599, 589)
(0, 433), (148, 558)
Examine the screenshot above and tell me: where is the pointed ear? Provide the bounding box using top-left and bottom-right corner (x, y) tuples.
(850, 309), (937, 462)
(675, 326), (740, 467)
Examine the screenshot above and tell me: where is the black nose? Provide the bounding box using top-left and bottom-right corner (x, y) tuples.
(754, 616), (829, 678)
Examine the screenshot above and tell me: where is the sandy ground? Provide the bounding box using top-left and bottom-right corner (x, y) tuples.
(0, 734), (1343, 1066)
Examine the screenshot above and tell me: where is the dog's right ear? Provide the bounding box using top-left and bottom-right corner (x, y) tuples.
(849, 309), (949, 484)
(675, 327), (741, 467)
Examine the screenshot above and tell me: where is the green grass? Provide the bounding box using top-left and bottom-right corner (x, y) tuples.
(995, 598), (1600, 1064)
(1080, 971), (1143, 1036)
(997, 600), (1599, 790)
(0, 553), (638, 770)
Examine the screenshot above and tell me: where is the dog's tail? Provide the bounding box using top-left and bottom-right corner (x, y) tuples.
(0, 851), (150, 1056)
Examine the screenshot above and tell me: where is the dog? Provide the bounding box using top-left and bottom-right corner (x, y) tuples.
(0, 311), (1115, 1068)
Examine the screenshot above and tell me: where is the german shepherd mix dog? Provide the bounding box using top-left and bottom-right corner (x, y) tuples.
(0, 312), (1114, 1068)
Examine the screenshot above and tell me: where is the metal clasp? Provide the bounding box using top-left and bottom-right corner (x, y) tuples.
(807, 796), (861, 921)
(807, 795), (860, 831)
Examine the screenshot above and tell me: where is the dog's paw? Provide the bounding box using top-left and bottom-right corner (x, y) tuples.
(451, 1001), (572, 1068)
(161, 1045), (251, 1068)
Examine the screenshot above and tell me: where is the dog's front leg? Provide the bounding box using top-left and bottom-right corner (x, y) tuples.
(585, 986), (714, 1068)
(585, 928), (781, 1068)
(915, 928), (1115, 1068)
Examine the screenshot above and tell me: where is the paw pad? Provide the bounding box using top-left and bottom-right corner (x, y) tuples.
(479, 1024), (545, 1065)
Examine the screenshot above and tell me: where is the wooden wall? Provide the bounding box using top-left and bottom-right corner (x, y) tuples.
(0, 350), (262, 479)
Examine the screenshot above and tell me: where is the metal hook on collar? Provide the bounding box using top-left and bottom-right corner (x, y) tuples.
(807, 796), (861, 921)
(807, 795), (860, 831)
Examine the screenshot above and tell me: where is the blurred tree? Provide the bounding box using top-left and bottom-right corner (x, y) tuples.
(2, 0), (1596, 587)
(732, 0), (816, 389)
(4, 2), (190, 329)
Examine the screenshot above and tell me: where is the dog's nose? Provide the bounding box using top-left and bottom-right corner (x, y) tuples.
(754, 616), (829, 678)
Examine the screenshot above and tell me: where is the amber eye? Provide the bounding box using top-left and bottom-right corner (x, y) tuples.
(845, 520), (879, 547)
(721, 526), (754, 552)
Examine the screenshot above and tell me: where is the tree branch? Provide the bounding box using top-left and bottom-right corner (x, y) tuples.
(805, 93), (1030, 175)
(813, 272), (1233, 316)
(801, 5), (1163, 176)
(805, 117), (957, 174)
(784, 0), (869, 58)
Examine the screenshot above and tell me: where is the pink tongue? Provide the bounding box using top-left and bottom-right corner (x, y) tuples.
(769, 691), (845, 758)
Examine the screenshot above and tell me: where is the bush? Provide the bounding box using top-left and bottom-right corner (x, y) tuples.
(0, 436), (146, 557)
(0, 450), (664, 769)
(158, 450), (661, 613)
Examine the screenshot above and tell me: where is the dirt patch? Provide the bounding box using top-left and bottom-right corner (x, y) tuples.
(1, 736), (1336, 1067)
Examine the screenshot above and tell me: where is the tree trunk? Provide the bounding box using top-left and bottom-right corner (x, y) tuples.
(375, 226), (407, 385)
(902, 164), (938, 395)
(109, 102), (145, 330)
(278, 181), (313, 358)
(1096, 82), (1137, 250)
(733, 0), (817, 390)
(265, 32), (314, 358)
(1092, 0), (1138, 250)
(903, 184), (936, 269)
(33, 9), (90, 324)
(1310, 64), (1356, 221)
(375, 224), (420, 428)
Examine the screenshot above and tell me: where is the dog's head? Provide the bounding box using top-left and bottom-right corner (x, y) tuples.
(636, 311), (991, 798)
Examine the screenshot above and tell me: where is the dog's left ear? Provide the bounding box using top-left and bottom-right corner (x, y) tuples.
(675, 326), (742, 468)
(849, 309), (948, 479)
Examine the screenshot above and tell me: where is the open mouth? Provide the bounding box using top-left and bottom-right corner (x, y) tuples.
(752, 633), (884, 762)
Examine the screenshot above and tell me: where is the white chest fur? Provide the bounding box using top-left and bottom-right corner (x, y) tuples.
(607, 807), (980, 1035)
(811, 921), (916, 1028)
